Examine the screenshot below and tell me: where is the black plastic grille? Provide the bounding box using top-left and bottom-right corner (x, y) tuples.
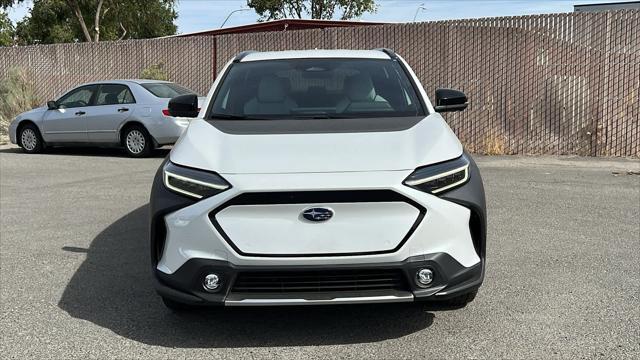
(231, 269), (409, 293)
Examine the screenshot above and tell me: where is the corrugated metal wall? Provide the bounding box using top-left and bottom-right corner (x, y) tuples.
(0, 36), (218, 102)
(1, 11), (638, 156)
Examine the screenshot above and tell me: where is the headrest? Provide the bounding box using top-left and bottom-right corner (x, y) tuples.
(105, 93), (119, 105)
(345, 73), (376, 102)
(257, 75), (286, 103)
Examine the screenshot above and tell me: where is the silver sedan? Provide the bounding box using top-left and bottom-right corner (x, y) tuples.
(9, 79), (202, 157)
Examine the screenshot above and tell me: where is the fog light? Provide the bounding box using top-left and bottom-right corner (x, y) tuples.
(203, 273), (220, 291)
(416, 268), (434, 287)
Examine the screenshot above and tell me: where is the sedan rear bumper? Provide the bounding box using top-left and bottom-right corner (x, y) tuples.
(146, 117), (189, 146)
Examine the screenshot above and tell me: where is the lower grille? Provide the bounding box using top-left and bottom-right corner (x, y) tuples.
(231, 269), (408, 293)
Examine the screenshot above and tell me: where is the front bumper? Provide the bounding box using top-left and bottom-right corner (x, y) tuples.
(8, 120), (18, 144)
(154, 253), (484, 306)
(149, 152), (487, 306)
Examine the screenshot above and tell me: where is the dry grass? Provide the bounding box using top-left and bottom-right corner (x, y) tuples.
(0, 67), (40, 144)
(140, 62), (169, 81)
(480, 132), (508, 155)
(0, 115), (10, 144)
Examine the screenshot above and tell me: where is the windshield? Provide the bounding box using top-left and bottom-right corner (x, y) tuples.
(209, 58), (425, 120)
(141, 83), (198, 98)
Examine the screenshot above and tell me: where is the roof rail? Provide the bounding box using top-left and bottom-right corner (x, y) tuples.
(373, 48), (398, 59)
(233, 51), (256, 62)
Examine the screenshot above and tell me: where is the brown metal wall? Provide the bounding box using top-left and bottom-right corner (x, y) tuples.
(1, 11), (638, 156)
(0, 36), (217, 102)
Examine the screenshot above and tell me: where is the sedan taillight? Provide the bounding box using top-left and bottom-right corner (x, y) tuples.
(162, 108), (200, 117)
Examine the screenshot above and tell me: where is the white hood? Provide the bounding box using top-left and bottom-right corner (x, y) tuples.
(170, 114), (463, 174)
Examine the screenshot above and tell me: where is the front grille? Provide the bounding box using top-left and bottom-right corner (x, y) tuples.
(209, 190), (426, 258)
(231, 269), (408, 293)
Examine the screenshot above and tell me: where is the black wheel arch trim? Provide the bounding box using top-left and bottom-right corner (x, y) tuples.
(439, 151), (487, 260)
(149, 158), (197, 267)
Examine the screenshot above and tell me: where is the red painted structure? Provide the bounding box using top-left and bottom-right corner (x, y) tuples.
(173, 19), (386, 86)
(175, 19), (386, 37)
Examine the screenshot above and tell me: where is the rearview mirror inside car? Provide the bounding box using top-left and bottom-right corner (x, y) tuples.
(435, 88), (468, 112)
(168, 94), (199, 118)
(46, 101), (58, 110)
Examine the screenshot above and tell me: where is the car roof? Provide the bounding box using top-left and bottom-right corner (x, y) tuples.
(240, 49), (391, 62)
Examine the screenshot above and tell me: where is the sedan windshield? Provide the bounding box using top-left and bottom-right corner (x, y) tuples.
(209, 58), (425, 120)
(141, 83), (198, 98)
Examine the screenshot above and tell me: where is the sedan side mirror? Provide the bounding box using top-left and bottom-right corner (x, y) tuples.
(435, 88), (468, 112)
(168, 94), (199, 118)
(47, 100), (58, 110)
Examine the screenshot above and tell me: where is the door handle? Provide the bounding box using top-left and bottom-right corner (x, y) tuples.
(75, 111), (86, 116)
(117, 107), (129, 112)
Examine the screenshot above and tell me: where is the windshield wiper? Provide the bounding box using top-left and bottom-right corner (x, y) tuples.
(293, 113), (353, 119)
(209, 113), (264, 120)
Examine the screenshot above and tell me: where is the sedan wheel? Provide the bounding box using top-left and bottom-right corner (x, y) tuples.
(123, 126), (152, 157)
(19, 125), (44, 154)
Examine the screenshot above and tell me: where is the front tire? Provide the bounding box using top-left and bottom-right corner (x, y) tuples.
(18, 124), (44, 154)
(122, 125), (152, 157)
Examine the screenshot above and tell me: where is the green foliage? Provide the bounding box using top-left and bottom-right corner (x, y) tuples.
(14, 0), (178, 45)
(15, 0), (77, 44)
(247, 0), (377, 21)
(0, 0), (24, 9)
(0, 67), (39, 143)
(140, 62), (169, 81)
(0, 10), (14, 46)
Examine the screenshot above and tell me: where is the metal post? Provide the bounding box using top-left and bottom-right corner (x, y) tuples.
(220, 8), (251, 28)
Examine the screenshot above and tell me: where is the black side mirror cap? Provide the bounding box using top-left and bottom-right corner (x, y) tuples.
(47, 100), (58, 110)
(435, 88), (468, 112)
(168, 94), (199, 118)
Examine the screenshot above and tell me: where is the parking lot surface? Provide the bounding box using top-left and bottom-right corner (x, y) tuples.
(1, 146), (639, 359)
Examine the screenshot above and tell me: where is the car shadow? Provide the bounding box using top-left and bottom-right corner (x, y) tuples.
(0, 146), (170, 158)
(58, 205), (435, 348)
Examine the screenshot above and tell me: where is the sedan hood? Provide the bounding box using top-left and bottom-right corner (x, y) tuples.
(15, 106), (47, 120)
(170, 114), (462, 174)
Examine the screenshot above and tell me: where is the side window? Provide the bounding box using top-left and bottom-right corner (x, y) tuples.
(95, 84), (136, 106)
(57, 85), (96, 108)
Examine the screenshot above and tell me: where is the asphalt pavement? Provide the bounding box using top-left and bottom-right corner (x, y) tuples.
(1, 145), (639, 359)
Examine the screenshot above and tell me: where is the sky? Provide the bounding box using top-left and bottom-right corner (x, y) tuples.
(4, 0), (632, 34)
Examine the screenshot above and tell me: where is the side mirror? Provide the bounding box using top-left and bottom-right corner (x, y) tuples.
(47, 100), (58, 110)
(168, 94), (199, 118)
(434, 88), (468, 112)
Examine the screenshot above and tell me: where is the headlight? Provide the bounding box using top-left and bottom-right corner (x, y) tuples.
(163, 161), (230, 199)
(403, 155), (470, 194)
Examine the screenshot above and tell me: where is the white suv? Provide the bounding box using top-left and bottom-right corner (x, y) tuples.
(150, 49), (486, 310)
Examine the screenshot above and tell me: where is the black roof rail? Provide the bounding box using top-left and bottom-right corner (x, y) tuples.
(233, 50), (256, 62)
(373, 48), (398, 59)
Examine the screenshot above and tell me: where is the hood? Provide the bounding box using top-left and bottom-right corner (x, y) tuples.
(16, 106), (47, 120)
(170, 114), (463, 174)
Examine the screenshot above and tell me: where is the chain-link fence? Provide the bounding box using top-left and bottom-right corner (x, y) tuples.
(1, 11), (638, 156)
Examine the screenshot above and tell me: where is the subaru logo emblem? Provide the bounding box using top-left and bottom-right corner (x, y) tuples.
(302, 207), (334, 222)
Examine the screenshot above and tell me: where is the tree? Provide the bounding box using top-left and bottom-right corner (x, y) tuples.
(247, 0), (377, 21)
(0, 0), (23, 8)
(0, 10), (14, 46)
(6, 0), (177, 44)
